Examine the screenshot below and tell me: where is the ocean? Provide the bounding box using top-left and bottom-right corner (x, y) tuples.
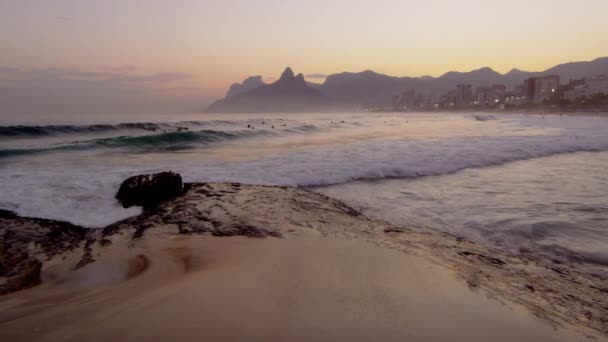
(1, 112), (607, 268)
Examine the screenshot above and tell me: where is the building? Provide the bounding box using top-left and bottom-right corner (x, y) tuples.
(504, 85), (526, 106)
(564, 75), (608, 102)
(474, 84), (506, 106)
(475, 86), (490, 105)
(391, 95), (400, 111)
(398, 90), (416, 109)
(523, 75), (560, 104)
(455, 84), (473, 105)
(586, 75), (608, 95)
(568, 78), (585, 89)
(437, 90), (457, 108)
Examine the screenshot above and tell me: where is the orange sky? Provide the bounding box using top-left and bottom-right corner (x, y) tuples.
(1, 0), (608, 103)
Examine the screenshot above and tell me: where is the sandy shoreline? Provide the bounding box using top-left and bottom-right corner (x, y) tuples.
(1, 183), (606, 341)
(0, 236), (583, 341)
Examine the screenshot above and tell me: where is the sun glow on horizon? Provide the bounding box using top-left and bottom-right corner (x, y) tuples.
(1, 0), (607, 102)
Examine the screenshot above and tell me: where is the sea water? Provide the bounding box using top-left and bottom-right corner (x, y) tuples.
(1, 112), (607, 267)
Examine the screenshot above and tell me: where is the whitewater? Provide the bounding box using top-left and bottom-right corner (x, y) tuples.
(1, 112), (607, 267)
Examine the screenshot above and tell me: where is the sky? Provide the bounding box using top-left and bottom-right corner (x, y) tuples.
(1, 0), (608, 115)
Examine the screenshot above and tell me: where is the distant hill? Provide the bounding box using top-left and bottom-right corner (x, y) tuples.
(207, 67), (331, 113)
(225, 76), (264, 98)
(209, 57), (608, 110)
(542, 57), (608, 81)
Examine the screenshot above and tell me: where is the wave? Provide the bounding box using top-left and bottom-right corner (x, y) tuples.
(0, 122), (171, 138)
(285, 124), (318, 133)
(0, 120), (323, 139)
(473, 114), (497, 121)
(256, 135), (608, 188)
(0, 129), (268, 158)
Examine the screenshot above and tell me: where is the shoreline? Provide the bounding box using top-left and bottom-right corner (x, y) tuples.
(1, 182), (607, 340)
(369, 109), (608, 117)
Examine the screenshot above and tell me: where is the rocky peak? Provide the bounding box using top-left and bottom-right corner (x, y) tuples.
(294, 73), (307, 86)
(274, 68), (308, 89)
(279, 67), (295, 81)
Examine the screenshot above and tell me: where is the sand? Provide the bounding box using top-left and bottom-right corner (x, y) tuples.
(0, 235), (585, 341)
(0, 183), (605, 341)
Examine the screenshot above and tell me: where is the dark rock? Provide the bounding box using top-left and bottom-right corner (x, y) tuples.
(384, 228), (404, 233)
(458, 251), (506, 266)
(212, 224), (282, 238)
(116, 171), (183, 208)
(0, 209), (18, 219)
(1, 258), (42, 295)
(1, 212), (90, 295)
(75, 252), (94, 270)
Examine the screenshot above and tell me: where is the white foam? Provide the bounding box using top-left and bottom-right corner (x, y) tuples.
(1, 113), (608, 227)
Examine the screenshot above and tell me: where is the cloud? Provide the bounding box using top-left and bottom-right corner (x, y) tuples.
(98, 65), (136, 73)
(113, 72), (192, 83)
(0, 68), (192, 84)
(0, 67), (207, 116)
(304, 73), (328, 79)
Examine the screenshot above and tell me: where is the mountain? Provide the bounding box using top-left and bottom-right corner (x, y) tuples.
(318, 57), (608, 107)
(543, 57), (608, 81)
(210, 57), (608, 110)
(439, 67), (503, 84)
(321, 70), (421, 106)
(321, 67), (522, 107)
(225, 76), (264, 98)
(207, 67), (331, 113)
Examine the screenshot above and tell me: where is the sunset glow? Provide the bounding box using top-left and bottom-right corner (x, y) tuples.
(2, 0), (607, 103)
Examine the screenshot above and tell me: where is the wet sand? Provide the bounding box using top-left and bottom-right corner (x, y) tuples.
(0, 183), (605, 341)
(0, 235), (583, 342)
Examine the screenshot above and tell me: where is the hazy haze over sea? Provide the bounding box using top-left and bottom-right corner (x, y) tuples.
(1, 112), (607, 269)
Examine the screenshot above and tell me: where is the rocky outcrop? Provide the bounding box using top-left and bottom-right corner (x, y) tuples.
(1, 175), (607, 337)
(116, 171), (183, 208)
(0, 174), (284, 295)
(0, 209), (89, 295)
(2, 258), (41, 294)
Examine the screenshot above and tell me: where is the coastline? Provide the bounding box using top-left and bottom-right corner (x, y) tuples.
(1, 182), (606, 340)
(369, 109), (608, 117)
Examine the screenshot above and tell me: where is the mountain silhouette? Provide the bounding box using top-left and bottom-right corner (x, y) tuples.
(209, 57), (608, 111)
(319, 57), (608, 107)
(225, 76), (264, 98)
(207, 67), (330, 113)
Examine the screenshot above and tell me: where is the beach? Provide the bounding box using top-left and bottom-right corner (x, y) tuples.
(1, 182), (605, 341)
(1, 112), (608, 340)
(3, 1), (608, 340)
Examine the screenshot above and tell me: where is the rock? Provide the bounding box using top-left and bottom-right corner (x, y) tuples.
(211, 224), (282, 238)
(0, 209), (18, 219)
(75, 251), (95, 270)
(116, 172), (183, 208)
(384, 228), (404, 233)
(1, 258), (42, 295)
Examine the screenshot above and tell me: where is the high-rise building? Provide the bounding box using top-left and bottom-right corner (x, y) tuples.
(392, 95), (401, 110)
(523, 75), (560, 104)
(455, 84), (473, 105)
(476, 84), (507, 105)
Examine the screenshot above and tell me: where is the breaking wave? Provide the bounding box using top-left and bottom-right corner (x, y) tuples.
(0, 129), (267, 158)
(0, 122), (167, 137)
